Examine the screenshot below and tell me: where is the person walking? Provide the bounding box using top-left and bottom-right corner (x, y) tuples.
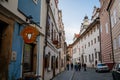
(75, 62), (78, 71)
(66, 63), (69, 70)
(71, 63), (73, 70)
(83, 63), (87, 71)
(78, 62), (81, 71)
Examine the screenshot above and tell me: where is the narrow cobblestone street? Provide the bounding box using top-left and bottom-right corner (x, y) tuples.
(52, 70), (74, 80)
(52, 68), (113, 80)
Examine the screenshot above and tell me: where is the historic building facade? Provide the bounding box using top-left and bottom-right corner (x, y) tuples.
(72, 7), (101, 68)
(107, 0), (120, 63)
(44, 0), (66, 80)
(0, 0), (47, 80)
(99, 0), (114, 69)
(58, 10), (66, 72)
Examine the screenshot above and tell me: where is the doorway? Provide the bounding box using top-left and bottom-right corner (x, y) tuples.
(0, 20), (9, 80)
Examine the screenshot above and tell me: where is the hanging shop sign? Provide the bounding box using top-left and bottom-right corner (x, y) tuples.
(21, 26), (39, 43)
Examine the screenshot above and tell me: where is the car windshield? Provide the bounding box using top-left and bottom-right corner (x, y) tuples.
(98, 64), (106, 66)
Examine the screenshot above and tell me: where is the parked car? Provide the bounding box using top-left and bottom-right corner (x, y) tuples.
(95, 63), (110, 72)
(112, 63), (120, 80)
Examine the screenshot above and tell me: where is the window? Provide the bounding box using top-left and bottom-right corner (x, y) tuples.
(105, 23), (108, 33)
(119, 35), (120, 48)
(92, 54), (94, 62)
(111, 15), (114, 28)
(95, 53), (97, 59)
(111, 9), (117, 27)
(89, 55), (91, 62)
(45, 53), (50, 68)
(88, 42), (90, 47)
(98, 36), (100, 42)
(94, 38), (96, 44)
(51, 56), (55, 69)
(85, 56), (87, 62)
(113, 9), (117, 24)
(91, 40), (93, 45)
(113, 38), (117, 49)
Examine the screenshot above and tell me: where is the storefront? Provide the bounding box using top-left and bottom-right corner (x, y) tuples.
(21, 25), (39, 79)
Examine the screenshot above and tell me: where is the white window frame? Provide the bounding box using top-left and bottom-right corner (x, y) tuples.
(105, 23), (108, 33)
(119, 35), (120, 48)
(111, 15), (114, 28)
(113, 9), (117, 24)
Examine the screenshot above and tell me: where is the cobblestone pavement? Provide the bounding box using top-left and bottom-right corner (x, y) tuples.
(52, 70), (74, 80)
(52, 68), (113, 80)
(72, 68), (113, 80)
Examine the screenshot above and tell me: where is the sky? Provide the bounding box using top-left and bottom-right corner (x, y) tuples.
(58, 0), (100, 45)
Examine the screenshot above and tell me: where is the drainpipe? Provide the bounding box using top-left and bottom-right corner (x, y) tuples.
(42, 0), (50, 80)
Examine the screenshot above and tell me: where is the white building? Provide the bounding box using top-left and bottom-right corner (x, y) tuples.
(44, 0), (65, 80)
(72, 7), (101, 68)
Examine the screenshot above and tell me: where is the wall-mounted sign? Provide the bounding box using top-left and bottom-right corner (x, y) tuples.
(21, 26), (39, 43)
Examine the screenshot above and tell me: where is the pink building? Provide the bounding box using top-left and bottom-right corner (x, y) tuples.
(99, 0), (114, 69)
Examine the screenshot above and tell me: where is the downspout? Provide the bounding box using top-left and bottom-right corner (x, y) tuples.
(42, 0), (50, 80)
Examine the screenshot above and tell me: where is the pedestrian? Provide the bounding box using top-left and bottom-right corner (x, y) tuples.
(75, 62), (78, 71)
(83, 63), (87, 71)
(66, 63), (69, 70)
(78, 62), (81, 71)
(71, 63), (73, 70)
